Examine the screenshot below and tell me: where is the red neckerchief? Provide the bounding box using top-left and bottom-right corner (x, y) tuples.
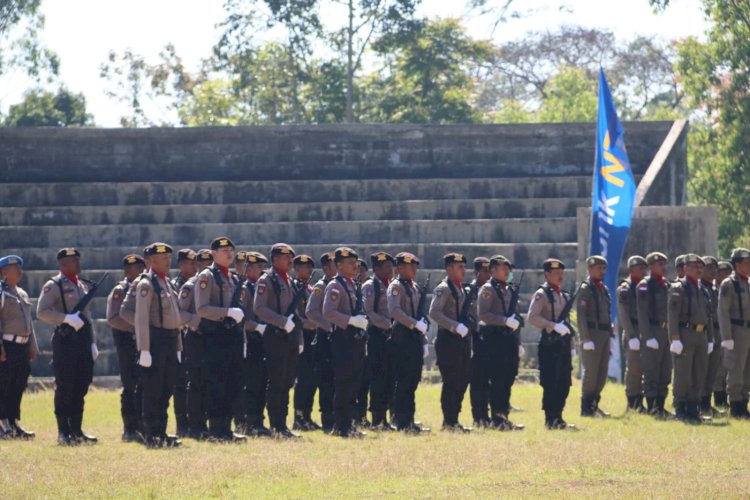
(589, 277), (604, 290)
(548, 283), (561, 294)
(451, 279), (462, 288)
(62, 272), (79, 286)
(246, 276), (258, 284)
(651, 273), (667, 288)
(687, 276), (699, 287)
(380, 277), (391, 288)
(216, 264), (230, 279)
(737, 272), (749, 281)
(150, 268), (167, 282)
(629, 275), (641, 284)
(274, 266), (289, 284)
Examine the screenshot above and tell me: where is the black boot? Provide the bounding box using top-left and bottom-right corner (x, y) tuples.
(321, 412), (334, 433)
(226, 417), (247, 442)
(655, 396), (673, 418)
(293, 410), (309, 431)
(69, 414), (97, 443)
(304, 410), (321, 431)
(646, 397), (656, 415)
(122, 415), (143, 442)
(56, 416), (74, 446)
(580, 396), (595, 417)
(9, 419), (35, 439)
(544, 410), (555, 429)
(371, 411), (394, 431)
(594, 396), (611, 417)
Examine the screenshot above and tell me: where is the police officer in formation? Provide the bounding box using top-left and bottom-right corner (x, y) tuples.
(15, 240), (750, 445)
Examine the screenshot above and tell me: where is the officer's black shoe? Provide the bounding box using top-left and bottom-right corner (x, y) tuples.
(293, 415), (310, 431)
(58, 432), (76, 446)
(441, 422), (469, 433)
(580, 397), (595, 417)
(730, 401), (750, 419)
(164, 434), (182, 447)
(122, 429), (143, 442)
(554, 414), (576, 430)
(357, 417), (371, 429)
(654, 397), (674, 419)
(594, 406), (611, 418)
(69, 415), (98, 443)
(701, 395), (725, 418)
(646, 397), (656, 414)
(9, 420), (35, 439)
(272, 427), (301, 440)
(304, 411), (322, 431)
(144, 435), (164, 449)
(493, 415), (524, 431)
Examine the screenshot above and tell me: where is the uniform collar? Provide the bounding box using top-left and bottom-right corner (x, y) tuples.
(62, 272), (79, 285)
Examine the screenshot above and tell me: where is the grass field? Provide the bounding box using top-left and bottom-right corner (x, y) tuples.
(1, 381), (748, 499)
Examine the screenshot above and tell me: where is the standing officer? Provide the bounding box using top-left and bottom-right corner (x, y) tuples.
(577, 255), (613, 418)
(712, 260), (734, 408)
(194, 237), (247, 442)
(106, 253), (146, 442)
(172, 248), (196, 437)
(526, 258), (575, 430)
(387, 252), (430, 433)
(476, 254), (524, 431)
(363, 252), (396, 430)
(305, 251), (337, 432)
(637, 252), (673, 417)
(177, 249), (212, 439)
(668, 254), (712, 422)
(355, 257), (370, 426)
(37, 248), (99, 445)
(240, 251), (271, 436)
(0, 255), (37, 439)
(717, 248), (750, 419)
(292, 254), (320, 431)
(469, 256), (492, 427)
(234, 251), (248, 278)
(254, 243), (300, 439)
(617, 255), (648, 413)
(133, 243), (184, 447)
(429, 253), (472, 432)
(322, 247), (369, 437)
(700, 256), (724, 416)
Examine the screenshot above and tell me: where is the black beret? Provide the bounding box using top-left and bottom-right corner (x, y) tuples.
(473, 257), (490, 270)
(542, 258), (565, 271)
(211, 237), (235, 250)
(123, 254), (145, 266)
(443, 252), (467, 266)
(246, 252), (268, 265)
(371, 252), (396, 266)
(271, 243), (295, 257)
(489, 255), (514, 269)
(196, 249), (213, 262)
(57, 247), (81, 260)
(294, 254), (315, 267)
(395, 252), (420, 265)
(334, 247), (358, 262)
(320, 251), (336, 266)
(177, 249), (196, 262)
(358, 258), (368, 270)
(235, 251), (247, 262)
(144, 243), (173, 257)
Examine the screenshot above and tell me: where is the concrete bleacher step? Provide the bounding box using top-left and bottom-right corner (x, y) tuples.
(0, 176), (595, 207)
(3, 218), (579, 248)
(10, 242), (580, 273)
(0, 197), (590, 226)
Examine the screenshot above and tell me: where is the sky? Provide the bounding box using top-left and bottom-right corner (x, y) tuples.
(0, 0), (709, 127)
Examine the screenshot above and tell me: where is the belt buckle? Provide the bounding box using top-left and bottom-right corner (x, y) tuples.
(696, 324), (705, 333)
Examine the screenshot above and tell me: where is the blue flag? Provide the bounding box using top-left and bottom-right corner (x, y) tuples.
(589, 68), (636, 327)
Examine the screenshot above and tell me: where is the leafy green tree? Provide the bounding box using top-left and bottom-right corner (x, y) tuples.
(4, 87), (93, 127)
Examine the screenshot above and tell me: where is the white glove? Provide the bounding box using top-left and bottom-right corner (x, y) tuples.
(582, 341), (595, 351)
(553, 322), (570, 336)
(227, 307), (244, 323)
(628, 338), (640, 351)
(670, 340), (684, 355)
(299, 344), (304, 355)
(63, 312), (84, 331)
(415, 319), (428, 334)
(348, 314), (369, 330)
(519, 345), (526, 357)
(177, 351), (182, 364)
(138, 351), (152, 368)
(456, 323), (469, 337)
(255, 324), (267, 335)
(707, 342), (714, 354)
(91, 343), (99, 362)
(284, 314), (296, 334)
(505, 315), (520, 331)
(722, 339), (735, 351)
(646, 338), (659, 350)
(423, 344), (429, 358)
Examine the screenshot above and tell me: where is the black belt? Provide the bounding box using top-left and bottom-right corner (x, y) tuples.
(679, 322), (706, 333)
(586, 322), (611, 330)
(649, 320), (668, 329)
(150, 326), (180, 337)
(730, 319), (750, 328)
(479, 325), (514, 336)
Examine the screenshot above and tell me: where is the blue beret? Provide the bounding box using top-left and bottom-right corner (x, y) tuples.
(0, 255), (24, 269)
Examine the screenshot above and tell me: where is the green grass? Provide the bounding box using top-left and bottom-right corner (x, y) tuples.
(1, 382), (748, 499)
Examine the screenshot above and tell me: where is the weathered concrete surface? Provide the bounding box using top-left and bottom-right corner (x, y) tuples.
(0, 122), (672, 182)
